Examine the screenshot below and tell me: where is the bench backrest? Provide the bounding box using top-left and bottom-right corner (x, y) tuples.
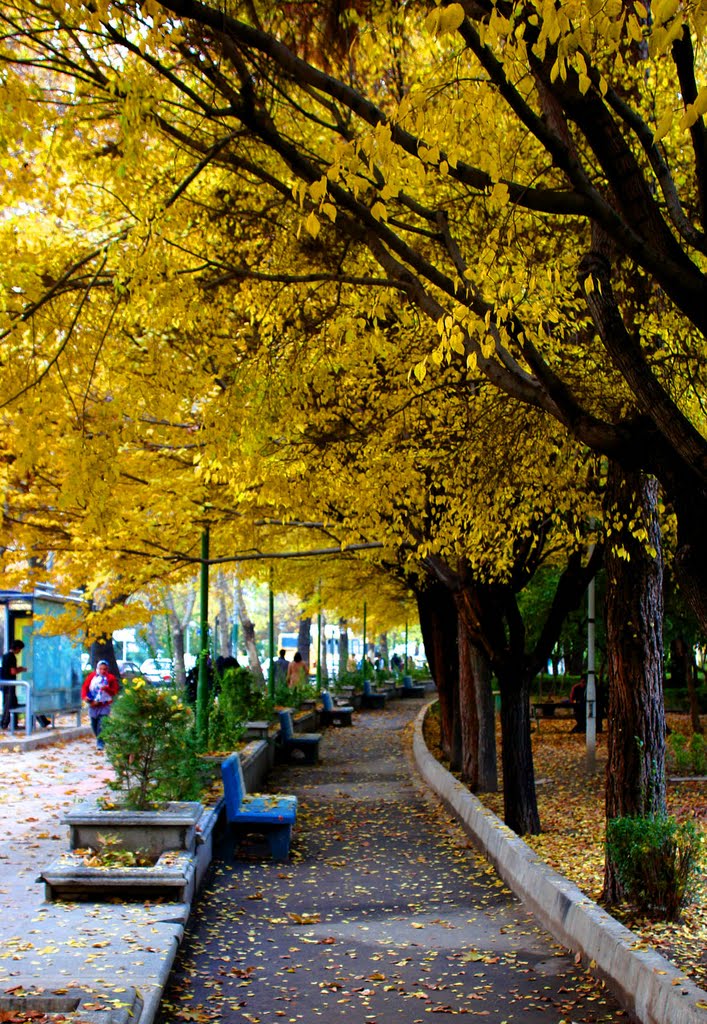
(221, 753), (246, 818)
(363, 678), (373, 696)
(402, 675), (414, 688)
(321, 691), (334, 712)
(278, 709), (295, 741)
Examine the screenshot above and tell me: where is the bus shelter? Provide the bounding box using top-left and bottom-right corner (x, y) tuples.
(0, 586), (84, 734)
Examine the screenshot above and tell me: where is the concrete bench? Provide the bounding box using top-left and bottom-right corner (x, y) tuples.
(221, 753), (297, 861)
(533, 701), (575, 719)
(277, 710), (321, 764)
(361, 678), (387, 709)
(396, 675), (426, 698)
(320, 690), (353, 727)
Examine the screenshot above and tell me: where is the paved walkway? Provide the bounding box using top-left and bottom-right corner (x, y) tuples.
(0, 726), (185, 1024)
(157, 701), (624, 1023)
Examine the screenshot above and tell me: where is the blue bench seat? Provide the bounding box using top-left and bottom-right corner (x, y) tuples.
(221, 753), (297, 861)
(277, 710), (321, 764)
(320, 691), (353, 727)
(362, 678), (387, 709)
(397, 675), (426, 698)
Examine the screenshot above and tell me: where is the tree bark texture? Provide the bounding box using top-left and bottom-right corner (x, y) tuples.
(458, 632), (479, 789)
(338, 618), (349, 674)
(603, 462), (667, 902)
(235, 577), (265, 686)
(417, 579), (461, 769)
(471, 642), (498, 793)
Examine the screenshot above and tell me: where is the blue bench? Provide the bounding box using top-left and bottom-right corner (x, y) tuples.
(277, 710), (321, 764)
(362, 678), (387, 709)
(320, 691), (353, 727)
(397, 674), (426, 698)
(221, 753), (297, 861)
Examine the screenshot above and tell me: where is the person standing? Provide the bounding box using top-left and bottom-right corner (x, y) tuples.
(81, 660), (119, 750)
(286, 651), (307, 689)
(274, 649), (289, 686)
(1, 641), (27, 730)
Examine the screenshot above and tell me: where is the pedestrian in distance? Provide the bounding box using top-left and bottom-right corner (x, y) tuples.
(82, 660), (119, 750)
(1, 640), (27, 730)
(286, 651), (307, 689)
(274, 649), (289, 686)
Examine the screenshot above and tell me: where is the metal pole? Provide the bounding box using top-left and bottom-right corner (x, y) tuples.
(362, 602), (367, 678)
(405, 620), (409, 673)
(317, 607), (323, 691)
(268, 575), (275, 700)
(196, 527), (210, 750)
(586, 567), (597, 771)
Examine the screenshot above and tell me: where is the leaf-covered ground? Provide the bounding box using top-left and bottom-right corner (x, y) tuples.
(426, 712), (707, 991)
(158, 704), (627, 1023)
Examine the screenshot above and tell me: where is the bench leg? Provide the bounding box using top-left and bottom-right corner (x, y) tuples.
(287, 742), (319, 765)
(267, 826), (292, 861)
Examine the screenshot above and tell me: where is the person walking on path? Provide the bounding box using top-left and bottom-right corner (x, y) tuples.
(82, 660), (119, 750)
(286, 650), (307, 689)
(158, 700), (622, 1024)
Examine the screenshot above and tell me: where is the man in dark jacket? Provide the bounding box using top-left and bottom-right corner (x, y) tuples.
(1, 641), (27, 729)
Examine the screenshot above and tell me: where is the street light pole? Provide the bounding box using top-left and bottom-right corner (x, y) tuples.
(196, 527), (210, 750)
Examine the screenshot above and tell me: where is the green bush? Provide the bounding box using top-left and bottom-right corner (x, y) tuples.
(206, 667), (266, 752)
(102, 679), (203, 810)
(273, 678), (318, 708)
(606, 814), (702, 920)
(667, 731), (707, 775)
(335, 669), (365, 692)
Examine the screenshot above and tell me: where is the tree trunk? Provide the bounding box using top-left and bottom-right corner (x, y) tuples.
(496, 664), (540, 834)
(162, 586), (195, 688)
(89, 637), (119, 679)
(378, 633), (389, 668)
(297, 615), (312, 669)
(687, 655), (703, 734)
(234, 577), (265, 686)
(471, 642), (498, 793)
(216, 570), (231, 658)
(417, 579), (461, 770)
(458, 632), (479, 788)
(603, 463), (667, 903)
(338, 618), (349, 676)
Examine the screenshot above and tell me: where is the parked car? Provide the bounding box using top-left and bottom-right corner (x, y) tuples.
(140, 658), (173, 685)
(116, 660), (143, 681)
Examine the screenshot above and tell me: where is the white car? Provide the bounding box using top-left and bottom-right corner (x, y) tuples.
(140, 658), (173, 685)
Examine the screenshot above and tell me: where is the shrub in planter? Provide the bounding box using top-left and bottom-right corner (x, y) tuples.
(606, 814), (703, 920)
(273, 679), (318, 709)
(101, 679), (203, 810)
(207, 667), (270, 752)
(335, 670), (365, 693)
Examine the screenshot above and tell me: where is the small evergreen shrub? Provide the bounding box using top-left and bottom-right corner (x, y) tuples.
(335, 670), (365, 692)
(101, 679), (203, 810)
(667, 731), (707, 775)
(606, 814), (702, 920)
(273, 678), (318, 708)
(207, 667), (272, 751)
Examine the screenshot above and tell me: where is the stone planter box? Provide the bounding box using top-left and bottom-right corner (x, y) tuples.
(240, 737), (272, 791)
(64, 799), (204, 857)
(335, 686), (363, 709)
(46, 740), (274, 905)
(0, 986), (142, 1024)
(41, 849), (196, 903)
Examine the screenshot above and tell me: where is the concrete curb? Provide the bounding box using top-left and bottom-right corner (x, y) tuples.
(0, 724), (92, 751)
(412, 703), (707, 1024)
